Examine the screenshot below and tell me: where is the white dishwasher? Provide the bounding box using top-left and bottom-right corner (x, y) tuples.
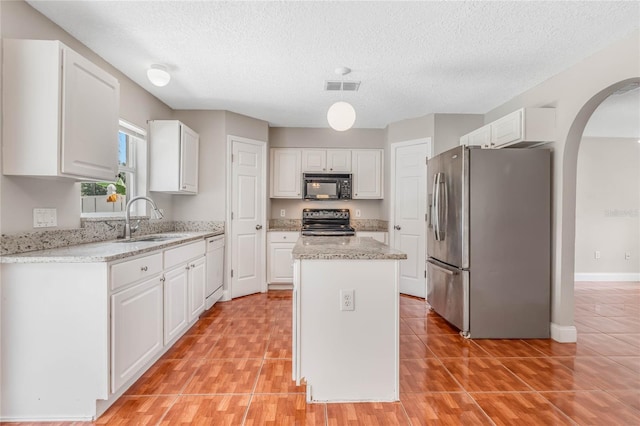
(205, 235), (224, 309)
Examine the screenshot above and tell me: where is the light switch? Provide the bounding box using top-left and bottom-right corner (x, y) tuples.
(33, 208), (57, 228)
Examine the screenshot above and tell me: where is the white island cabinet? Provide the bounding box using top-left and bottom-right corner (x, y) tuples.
(2, 39), (120, 180)
(292, 236), (406, 402)
(0, 234), (213, 422)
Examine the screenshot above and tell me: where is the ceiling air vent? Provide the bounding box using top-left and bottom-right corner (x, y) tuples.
(325, 80), (361, 91)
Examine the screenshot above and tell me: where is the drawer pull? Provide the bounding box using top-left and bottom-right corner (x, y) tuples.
(190, 263), (196, 268)
(140, 266), (148, 272)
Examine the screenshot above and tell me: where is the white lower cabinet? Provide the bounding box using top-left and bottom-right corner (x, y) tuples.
(111, 276), (163, 393)
(163, 265), (190, 344)
(268, 232), (300, 284)
(188, 257), (206, 322)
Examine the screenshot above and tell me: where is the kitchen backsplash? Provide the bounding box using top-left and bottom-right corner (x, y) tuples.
(1, 219), (224, 256)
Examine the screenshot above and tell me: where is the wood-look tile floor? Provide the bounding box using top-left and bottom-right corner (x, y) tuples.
(9, 282), (639, 425)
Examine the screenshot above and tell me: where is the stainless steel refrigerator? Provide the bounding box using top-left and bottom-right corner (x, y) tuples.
(427, 145), (551, 338)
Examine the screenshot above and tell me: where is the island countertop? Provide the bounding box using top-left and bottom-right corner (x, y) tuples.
(292, 236), (407, 260)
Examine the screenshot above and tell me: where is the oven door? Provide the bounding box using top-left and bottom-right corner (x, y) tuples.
(303, 178), (339, 200)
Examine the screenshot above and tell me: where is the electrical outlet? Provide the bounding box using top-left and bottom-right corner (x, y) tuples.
(33, 208), (57, 228)
(280, 209), (286, 217)
(340, 289), (355, 311)
(625, 252), (631, 260)
(594, 250), (601, 260)
(355, 209), (361, 218)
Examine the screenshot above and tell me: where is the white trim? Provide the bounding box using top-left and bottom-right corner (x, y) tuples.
(574, 272), (640, 282)
(226, 135), (268, 300)
(550, 323), (577, 343)
(389, 138), (432, 250)
(119, 119), (147, 137)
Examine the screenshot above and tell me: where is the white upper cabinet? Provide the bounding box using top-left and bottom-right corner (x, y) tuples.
(301, 149), (326, 172)
(149, 120), (199, 194)
(352, 149), (383, 199)
(2, 39), (120, 181)
(459, 108), (555, 149)
(270, 148), (302, 198)
(302, 149), (351, 172)
(326, 149), (352, 172)
(489, 108), (555, 148)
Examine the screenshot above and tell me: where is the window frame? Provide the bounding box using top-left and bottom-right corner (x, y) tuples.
(80, 119), (147, 218)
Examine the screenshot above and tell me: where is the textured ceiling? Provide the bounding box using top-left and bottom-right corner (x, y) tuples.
(26, 1), (640, 129)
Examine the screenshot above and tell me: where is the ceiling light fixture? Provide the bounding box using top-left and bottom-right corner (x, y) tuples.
(327, 67), (356, 131)
(147, 64), (171, 87)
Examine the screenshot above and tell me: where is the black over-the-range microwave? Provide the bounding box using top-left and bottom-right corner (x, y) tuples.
(302, 173), (352, 200)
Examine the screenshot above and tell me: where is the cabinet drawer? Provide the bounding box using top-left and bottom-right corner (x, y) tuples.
(164, 241), (206, 269)
(268, 232), (300, 243)
(110, 253), (163, 291)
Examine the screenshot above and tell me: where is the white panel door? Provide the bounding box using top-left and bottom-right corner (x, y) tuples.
(61, 46), (119, 180)
(232, 140), (265, 298)
(393, 142), (427, 297)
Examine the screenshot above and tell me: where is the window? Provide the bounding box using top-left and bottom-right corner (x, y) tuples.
(80, 120), (147, 216)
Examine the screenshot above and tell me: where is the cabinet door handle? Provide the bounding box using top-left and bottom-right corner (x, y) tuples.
(140, 266), (148, 272)
(394, 225), (401, 230)
(160, 276), (165, 282)
(185, 265), (190, 270)
(256, 224), (263, 230)
(182, 185), (187, 189)
(190, 263), (196, 268)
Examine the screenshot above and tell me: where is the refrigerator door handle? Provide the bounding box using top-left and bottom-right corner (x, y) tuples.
(427, 259), (458, 276)
(432, 173), (440, 240)
(434, 172), (446, 241)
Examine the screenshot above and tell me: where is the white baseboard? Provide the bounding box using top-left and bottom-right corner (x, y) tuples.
(268, 283), (293, 290)
(574, 272), (640, 282)
(550, 323), (577, 343)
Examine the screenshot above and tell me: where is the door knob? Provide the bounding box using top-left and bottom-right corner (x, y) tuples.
(394, 225), (401, 230)
(256, 224), (263, 230)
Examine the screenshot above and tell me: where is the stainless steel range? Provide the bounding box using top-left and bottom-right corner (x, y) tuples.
(301, 208), (356, 236)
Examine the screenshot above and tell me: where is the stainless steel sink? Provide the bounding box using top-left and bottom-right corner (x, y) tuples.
(114, 234), (190, 243)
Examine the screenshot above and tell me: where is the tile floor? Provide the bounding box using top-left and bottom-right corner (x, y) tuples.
(7, 282), (639, 425)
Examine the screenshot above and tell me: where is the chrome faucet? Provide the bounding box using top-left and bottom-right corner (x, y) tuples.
(123, 196), (164, 239)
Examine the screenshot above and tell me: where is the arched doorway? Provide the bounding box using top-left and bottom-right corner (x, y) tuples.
(554, 77), (640, 342)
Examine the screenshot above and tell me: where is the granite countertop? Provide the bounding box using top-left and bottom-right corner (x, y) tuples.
(292, 236), (407, 260)
(0, 230), (224, 264)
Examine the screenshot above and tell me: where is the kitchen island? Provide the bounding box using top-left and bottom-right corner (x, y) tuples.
(292, 236), (406, 402)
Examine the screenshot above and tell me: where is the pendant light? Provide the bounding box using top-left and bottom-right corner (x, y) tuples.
(327, 67), (356, 131)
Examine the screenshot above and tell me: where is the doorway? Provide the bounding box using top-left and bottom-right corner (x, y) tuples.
(227, 136), (267, 299)
(390, 138), (432, 298)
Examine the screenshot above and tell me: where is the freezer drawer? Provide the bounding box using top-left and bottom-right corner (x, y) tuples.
(426, 258), (469, 334)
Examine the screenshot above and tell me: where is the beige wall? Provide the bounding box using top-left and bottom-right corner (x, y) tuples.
(575, 137), (640, 274)
(0, 0), (174, 233)
(269, 127), (385, 149)
(484, 30), (640, 336)
(170, 111), (268, 222)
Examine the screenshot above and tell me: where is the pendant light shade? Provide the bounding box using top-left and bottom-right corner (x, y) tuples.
(327, 101), (356, 131)
(147, 64), (171, 87)
(326, 66), (356, 131)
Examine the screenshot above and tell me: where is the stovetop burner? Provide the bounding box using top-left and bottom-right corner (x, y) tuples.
(301, 209), (355, 236)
